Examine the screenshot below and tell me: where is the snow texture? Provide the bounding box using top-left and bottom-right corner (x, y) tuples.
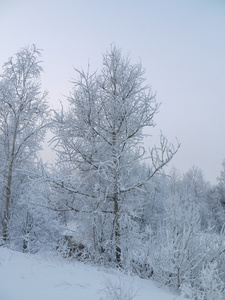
(0, 247), (184, 300)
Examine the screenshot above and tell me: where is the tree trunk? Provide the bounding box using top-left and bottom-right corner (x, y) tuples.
(2, 211), (9, 243)
(112, 128), (121, 265)
(2, 116), (18, 242)
(113, 193), (121, 264)
(2, 161), (13, 242)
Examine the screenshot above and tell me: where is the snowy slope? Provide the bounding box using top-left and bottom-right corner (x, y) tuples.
(0, 247), (184, 300)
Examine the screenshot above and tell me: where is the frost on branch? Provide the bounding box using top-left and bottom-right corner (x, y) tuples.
(0, 45), (49, 244)
(50, 45), (179, 266)
(182, 262), (225, 300)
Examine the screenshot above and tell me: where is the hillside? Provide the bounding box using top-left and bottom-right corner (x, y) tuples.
(0, 247), (184, 300)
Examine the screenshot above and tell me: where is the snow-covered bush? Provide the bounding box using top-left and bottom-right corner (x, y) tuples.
(99, 277), (138, 300)
(182, 262), (225, 299)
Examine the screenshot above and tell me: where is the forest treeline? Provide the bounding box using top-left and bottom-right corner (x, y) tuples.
(0, 45), (224, 299)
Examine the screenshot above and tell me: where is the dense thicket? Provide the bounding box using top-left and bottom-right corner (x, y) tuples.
(0, 46), (224, 299)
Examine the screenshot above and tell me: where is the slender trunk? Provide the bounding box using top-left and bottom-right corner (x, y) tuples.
(2, 161), (13, 242)
(111, 128), (121, 265)
(113, 193), (121, 264)
(177, 267), (180, 290)
(2, 119), (18, 242)
(2, 211), (8, 242)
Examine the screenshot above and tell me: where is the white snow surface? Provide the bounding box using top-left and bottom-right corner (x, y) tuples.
(0, 247), (184, 300)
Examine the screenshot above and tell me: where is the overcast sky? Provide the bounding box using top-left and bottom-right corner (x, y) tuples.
(0, 0), (225, 184)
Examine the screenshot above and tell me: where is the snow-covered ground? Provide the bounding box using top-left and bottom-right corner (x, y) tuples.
(0, 247), (184, 300)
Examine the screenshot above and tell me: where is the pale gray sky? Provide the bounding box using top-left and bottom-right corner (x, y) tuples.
(0, 0), (225, 184)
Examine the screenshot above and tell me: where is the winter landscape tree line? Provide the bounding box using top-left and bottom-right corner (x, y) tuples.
(0, 45), (224, 299)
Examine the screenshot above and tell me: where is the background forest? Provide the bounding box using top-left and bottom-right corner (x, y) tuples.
(0, 45), (225, 299)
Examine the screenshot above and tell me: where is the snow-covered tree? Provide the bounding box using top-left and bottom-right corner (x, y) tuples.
(216, 160), (225, 210)
(0, 45), (49, 242)
(51, 45), (179, 265)
(148, 167), (225, 291)
(151, 191), (204, 290)
(6, 163), (62, 253)
(175, 166), (211, 229)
